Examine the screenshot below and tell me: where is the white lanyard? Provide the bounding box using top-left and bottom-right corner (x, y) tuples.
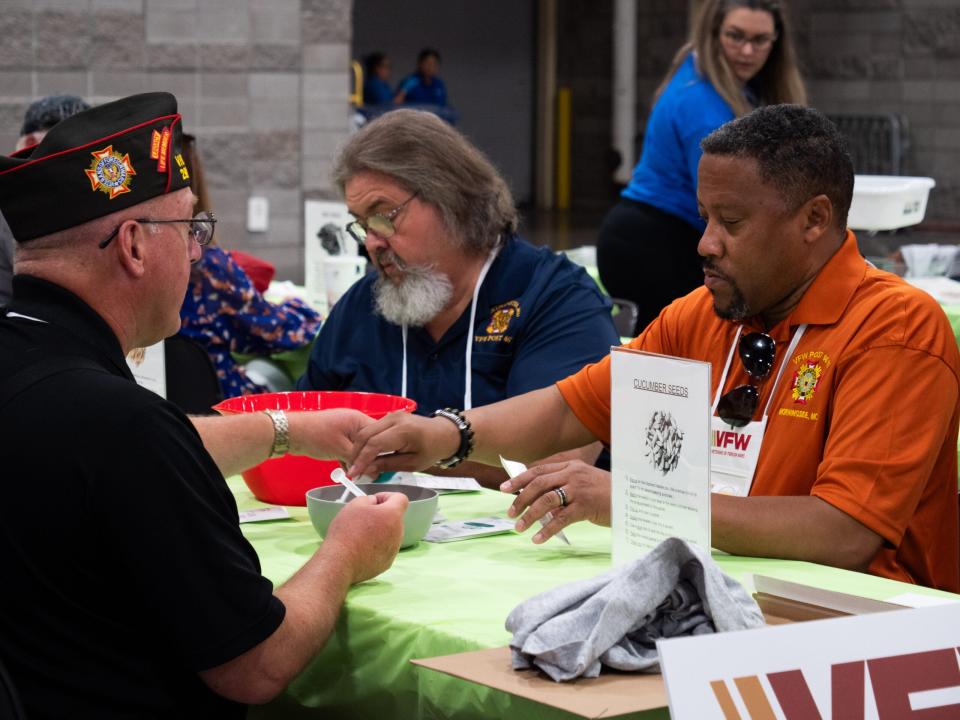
(401, 244), (499, 410)
(711, 323), (808, 421)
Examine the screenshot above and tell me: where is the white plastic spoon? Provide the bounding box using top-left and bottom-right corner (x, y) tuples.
(331, 467), (368, 501)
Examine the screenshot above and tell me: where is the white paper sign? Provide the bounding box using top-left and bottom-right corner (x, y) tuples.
(658, 603), (960, 719)
(126, 341), (166, 398)
(304, 199), (359, 315)
(610, 347), (710, 565)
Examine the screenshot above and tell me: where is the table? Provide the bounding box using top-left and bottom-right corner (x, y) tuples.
(231, 477), (959, 720)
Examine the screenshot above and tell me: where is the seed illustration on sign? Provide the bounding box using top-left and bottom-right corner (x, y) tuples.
(644, 410), (684, 474)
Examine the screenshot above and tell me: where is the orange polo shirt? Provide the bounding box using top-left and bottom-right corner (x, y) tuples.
(559, 232), (960, 591)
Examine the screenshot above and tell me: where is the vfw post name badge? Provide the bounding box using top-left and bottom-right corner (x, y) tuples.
(610, 347), (711, 566)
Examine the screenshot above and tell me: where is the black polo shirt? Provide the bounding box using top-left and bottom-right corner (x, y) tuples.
(0, 275), (285, 719)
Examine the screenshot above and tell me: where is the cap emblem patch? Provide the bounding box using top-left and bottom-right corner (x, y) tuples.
(85, 145), (136, 199)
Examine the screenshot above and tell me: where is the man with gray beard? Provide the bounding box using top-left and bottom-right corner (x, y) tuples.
(297, 110), (620, 487)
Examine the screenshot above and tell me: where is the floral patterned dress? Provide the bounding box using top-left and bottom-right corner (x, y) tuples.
(179, 246), (322, 398)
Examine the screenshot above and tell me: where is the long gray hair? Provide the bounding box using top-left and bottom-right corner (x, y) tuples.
(331, 110), (518, 254)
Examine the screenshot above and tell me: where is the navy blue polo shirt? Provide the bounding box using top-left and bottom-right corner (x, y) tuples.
(297, 235), (619, 415)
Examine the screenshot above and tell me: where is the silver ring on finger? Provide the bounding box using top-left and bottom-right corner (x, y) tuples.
(554, 486), (568, 508)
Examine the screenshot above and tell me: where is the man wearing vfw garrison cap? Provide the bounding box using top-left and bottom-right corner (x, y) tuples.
(0, 92), (407, 718)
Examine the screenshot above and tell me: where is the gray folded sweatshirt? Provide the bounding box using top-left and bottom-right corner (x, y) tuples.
(506, 537), (765, 681)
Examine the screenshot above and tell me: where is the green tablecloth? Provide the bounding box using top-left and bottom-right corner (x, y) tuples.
(231, 477), (957, 719)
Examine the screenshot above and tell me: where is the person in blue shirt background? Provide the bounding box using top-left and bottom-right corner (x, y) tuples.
(596, 0), (806, 333)
(298, 109), (619, 487)
(395, 47), (447, 107)
(362, 52), (394, 107)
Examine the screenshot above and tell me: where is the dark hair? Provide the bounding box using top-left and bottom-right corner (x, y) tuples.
(701, 104), (854, 230)
(332, 109), (517, 253)
(417, 47), (441, 64)
(364, 52), (387, 76)
(20, 94), (90, 136)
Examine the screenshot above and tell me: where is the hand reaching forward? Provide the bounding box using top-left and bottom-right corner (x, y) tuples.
(288, 409), (377, 463)
(346, 411), (460, 479)
(501, 460), (612, 544)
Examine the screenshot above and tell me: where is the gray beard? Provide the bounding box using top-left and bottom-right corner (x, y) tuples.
(373, 263), (453, 327)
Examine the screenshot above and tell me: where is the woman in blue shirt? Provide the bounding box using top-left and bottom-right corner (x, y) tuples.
(597, 0), (805, 333)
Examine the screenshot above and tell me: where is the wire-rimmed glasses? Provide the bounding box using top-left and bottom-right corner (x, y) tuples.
(345, 193), (417, 245)
(99, 211), (217, 250)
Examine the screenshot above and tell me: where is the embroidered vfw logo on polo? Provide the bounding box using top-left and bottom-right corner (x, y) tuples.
(791, 359), (822, 404)
(476, 300), (521, 344)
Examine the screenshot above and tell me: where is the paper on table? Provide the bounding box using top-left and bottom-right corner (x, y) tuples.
(424, 517), (516, 543)
(238, 506), (291, 523)
(380, 472), (483, 493)
(499, 456), (571, 546)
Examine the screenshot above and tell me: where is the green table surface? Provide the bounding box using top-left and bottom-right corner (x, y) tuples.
(231, 476), (958, 720)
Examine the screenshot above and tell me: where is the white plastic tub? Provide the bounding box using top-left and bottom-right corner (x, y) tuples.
(847, 175), (935, 232)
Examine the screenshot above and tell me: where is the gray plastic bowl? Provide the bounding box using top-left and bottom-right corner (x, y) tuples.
(306, 484), (439, 549)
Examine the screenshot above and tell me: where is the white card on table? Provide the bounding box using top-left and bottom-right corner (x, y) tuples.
(424, 517), (515, 543)
(380, 472), (483, 493)
(238, 506), (291, 524)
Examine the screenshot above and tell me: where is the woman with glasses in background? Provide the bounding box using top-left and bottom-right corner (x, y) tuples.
(177, 134), (322, 398)
(597, 0), (806, 334)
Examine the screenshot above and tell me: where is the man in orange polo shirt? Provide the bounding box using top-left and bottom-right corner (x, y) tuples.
(348, 104), (960, 592)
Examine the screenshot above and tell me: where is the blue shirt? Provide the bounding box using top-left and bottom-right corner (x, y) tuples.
(363, 76), (393, 105)
(397, 73), (448, 107)
(297, 235), (619, 416)
(622, 54), (736, 232)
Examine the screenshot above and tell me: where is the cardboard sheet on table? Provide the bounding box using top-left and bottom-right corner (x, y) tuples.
(410, 574), (925, 718)
(411, 606), (851, 717)
(412, 646), (667, 718)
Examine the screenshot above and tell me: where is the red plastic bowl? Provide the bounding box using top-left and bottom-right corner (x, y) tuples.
(213, 391), (417, 506)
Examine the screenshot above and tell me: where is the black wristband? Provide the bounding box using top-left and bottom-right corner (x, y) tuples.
(432, 407), (475, 469)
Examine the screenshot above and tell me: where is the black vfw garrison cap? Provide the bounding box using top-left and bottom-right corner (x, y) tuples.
(0, 92), (191, 243)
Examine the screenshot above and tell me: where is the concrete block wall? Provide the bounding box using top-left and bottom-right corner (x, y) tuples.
(791, 0), (960, 228)
(0, 0), (353, 283)
(563, 0), (960, 231)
